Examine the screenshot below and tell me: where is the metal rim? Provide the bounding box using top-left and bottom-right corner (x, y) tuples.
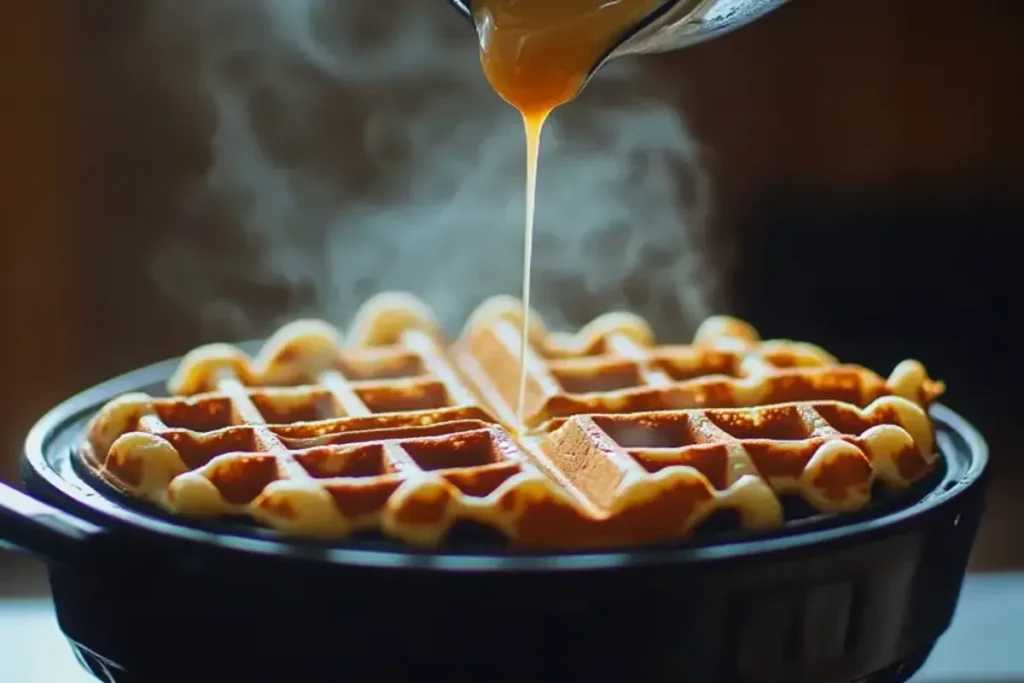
(23, 352), (989, 573)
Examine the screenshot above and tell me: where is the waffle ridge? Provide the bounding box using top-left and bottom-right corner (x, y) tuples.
(454, 295), (944, 431)
(79, 292), (944, 549)
(538, 396), (936, 534)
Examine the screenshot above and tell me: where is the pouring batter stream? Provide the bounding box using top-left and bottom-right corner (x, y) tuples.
(472, 0), (663, 430)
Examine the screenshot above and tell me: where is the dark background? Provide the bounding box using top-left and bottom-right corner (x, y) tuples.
(1, 0), (1021, 596)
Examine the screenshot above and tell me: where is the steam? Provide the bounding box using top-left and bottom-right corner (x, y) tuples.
(148, 0), (724, 340)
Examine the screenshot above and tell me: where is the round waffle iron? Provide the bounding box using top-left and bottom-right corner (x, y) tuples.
(1, 353), (988, 683)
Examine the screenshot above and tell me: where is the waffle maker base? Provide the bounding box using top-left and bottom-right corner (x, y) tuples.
(1, 355), (989, 683)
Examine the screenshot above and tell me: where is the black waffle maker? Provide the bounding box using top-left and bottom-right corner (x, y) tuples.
(0, 351), (988, 683)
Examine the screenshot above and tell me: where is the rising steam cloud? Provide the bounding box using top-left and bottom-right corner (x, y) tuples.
(148, 0), (724, 340)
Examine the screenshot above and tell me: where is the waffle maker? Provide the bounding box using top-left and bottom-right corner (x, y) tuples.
(0, 350), (988, 683)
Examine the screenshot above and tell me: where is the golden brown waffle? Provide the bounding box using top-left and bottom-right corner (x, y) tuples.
(79, 294), (574, 545)
(454, 296), (944, 431)
(79, 293), (943, 549)
(536, 397), (935, 543)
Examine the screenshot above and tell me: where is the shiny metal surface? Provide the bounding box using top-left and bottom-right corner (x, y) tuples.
(619, 0), (792, 55)
(447, 0), (793, 74)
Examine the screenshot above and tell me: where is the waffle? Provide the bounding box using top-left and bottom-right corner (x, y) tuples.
(79, 293), (943, 549)
(454, 296), (944, 431)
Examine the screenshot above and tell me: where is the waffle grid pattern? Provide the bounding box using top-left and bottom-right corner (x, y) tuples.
(455, 296), (943, 431)
(79, 293), (943, 549)
(536, 398), (935, 538)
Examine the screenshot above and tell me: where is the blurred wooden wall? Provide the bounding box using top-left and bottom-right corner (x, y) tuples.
(0, 0), (1020, 564)
(0, 2), (89, 477)
(658, 0), (1022, 232)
